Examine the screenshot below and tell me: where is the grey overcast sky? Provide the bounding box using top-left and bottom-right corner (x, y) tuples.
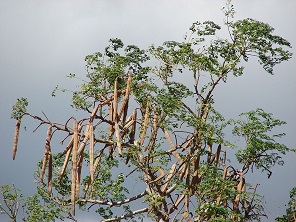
(0, 0), (295, 221)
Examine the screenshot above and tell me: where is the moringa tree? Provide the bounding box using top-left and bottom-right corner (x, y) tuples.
(4, 2), (293, 221)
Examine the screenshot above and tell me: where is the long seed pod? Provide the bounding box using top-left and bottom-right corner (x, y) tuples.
(118, 75), (132, 119)
(122, 117), (134, 131)
(123, 114), (133, 127)
(214, 144), (222, 166)
(83, 150), (104, 198)
(161, 163), (177, 192)
(100, 82), (147, 107)
(207, 144), (212, 163)
(114, 121), (122, 156)
(191, 155), (201, 190)
(121, 116), (134, 140)
(84, 105), (98, 182)
(233, 173), (244, 214)
(71, 119), (78, 215)
(222, 167), (228, 180)
(89, 123), (94, 182)
(113, 78), (122, 156)
(109, 102), (115, 135)
(77, 125), (90, 155)
(173, 193), (185, 210)
(122, 99), (129, 125)
(129, 109), (137, 145)
(108, 103), (115, 156)
(100, 88), (126, 106)
(144, 107), (159, 151)
(48, 148), (52, 193)
(148, 168), (165, 184)
(216, 166), (228, 205)
(59, 124), (82, 158)
(185, 161), (190, 185)
(58, 143), (73, 183)
(185, 194), (190, 217)
(40, 126), (52, 182)
(40, 150), (48, 183)
(12, 119), (21, 160)
(125, 110), (137, 164)
(76, 151), (83, 199)
(162, 128), (182, 164)
(90, 104), (100, 122)
(139, 101), (150, 146)
(59, 137), (74, 158)
(113, 77), (119, 121)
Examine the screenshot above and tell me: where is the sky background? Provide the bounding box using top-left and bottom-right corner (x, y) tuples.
(0, 0), (295, 221)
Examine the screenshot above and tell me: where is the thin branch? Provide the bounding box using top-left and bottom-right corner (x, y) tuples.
(102, 207), (149, 222)
(181, 101), (197, 118)
(41, 111), (50, 122)
(80, 191), (147, 207)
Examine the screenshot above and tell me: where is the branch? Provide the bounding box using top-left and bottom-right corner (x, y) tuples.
(204, 74), (223, 104)
(67, 212), (78, 222)
(193, 68), (204, 102)
(102, 207), (149, 222)
(181, 101), (197, 118)
(79, 191), (147, 207)
(27, 113), (68, 133)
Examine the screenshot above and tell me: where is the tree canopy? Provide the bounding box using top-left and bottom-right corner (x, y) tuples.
(1, 2), (294, 222)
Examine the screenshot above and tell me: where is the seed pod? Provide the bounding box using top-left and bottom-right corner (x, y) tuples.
(163, 128), (182, 164)
(40, 126), (52, 182)
(113, 77), (118, 121)
(71, 119), (78, 215)
(89, 123), (94, 182)
(58, 143), (73, 183)
(118, 75), (132, 120)
(48, 149), (52, 193)
(12, 119), (21, 160)
(139, 101), (150, 146)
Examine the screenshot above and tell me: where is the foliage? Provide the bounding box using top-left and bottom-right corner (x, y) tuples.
(11, 97), (28, 120)
(0, 185), (22, 222)
(3, 1), (293, 221)
(231, 109), (289, 178)
(275, 187), (296, 222)
(22, 193), (69, 222)
(0, 185), (70, 222)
